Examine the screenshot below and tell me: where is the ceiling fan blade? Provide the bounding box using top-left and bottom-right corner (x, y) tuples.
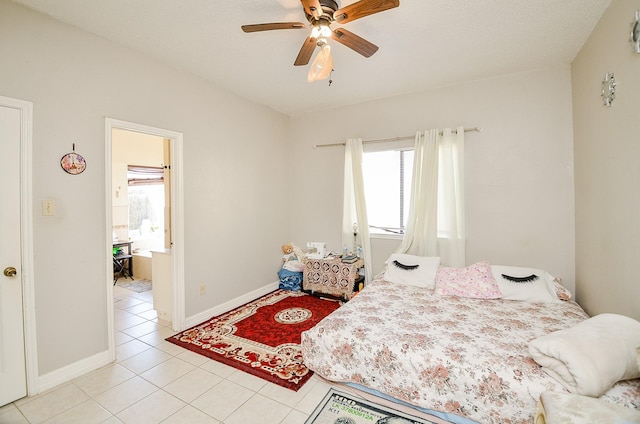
(241, 22), (306, 33)
(300, 0), (323, 19)
(331, 28), (378, 57)
(294, 36), (318, 66)
(333, 0), (399, 24)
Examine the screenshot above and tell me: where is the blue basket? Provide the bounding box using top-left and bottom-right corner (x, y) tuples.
(277, 269), (303, 291)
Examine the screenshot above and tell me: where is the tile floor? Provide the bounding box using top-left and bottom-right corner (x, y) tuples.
(0, 280), (333, 424)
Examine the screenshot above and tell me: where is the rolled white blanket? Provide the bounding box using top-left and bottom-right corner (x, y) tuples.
(535, 391), (640, 423)
(529, 313), (640, 397)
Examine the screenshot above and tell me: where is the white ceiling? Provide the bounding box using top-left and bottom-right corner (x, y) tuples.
(12, 0), (611, 116)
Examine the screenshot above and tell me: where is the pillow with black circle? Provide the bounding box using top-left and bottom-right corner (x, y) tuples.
(491, 265), (561, 303)
(383, 254), (440, 289)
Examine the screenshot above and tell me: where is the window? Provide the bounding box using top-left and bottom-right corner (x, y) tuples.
(362, 149), (414, 235)
(361, 130), (465, 265)
(127, 166), (165, 250)
(362, 147), (450, 237)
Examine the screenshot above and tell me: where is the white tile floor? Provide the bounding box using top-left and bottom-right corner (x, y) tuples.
(0, 280), (333, 424)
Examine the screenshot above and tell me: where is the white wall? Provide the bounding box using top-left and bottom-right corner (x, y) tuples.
(572, 0), (640, 320)
(0, 0), (289, 376)
(288, 68), (577, 290)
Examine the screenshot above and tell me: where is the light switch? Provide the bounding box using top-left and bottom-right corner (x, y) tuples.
(42, 199), (55, 216)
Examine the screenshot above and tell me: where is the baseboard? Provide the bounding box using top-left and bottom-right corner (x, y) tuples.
(185, 281), (280, 328)
(37, 350), (112, 394)
(35, 282), (280, 393)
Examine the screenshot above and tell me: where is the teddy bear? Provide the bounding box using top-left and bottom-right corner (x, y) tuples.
(281, 243), (304, 272)
(278, 243), (305, 291)
(281, 243), (295, 262)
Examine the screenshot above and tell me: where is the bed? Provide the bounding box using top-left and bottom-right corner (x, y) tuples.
(301, 256), (640, 424)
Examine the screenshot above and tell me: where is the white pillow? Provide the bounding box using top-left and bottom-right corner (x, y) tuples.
(491, 265), (561, 303)
(383, 254), (440, 289)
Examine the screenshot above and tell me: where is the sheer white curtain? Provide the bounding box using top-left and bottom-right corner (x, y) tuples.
(395, 129), (439, 256)
(342, 138), (373, 284)
(437, 127), (465, 267)
(396, 127), (466, 267)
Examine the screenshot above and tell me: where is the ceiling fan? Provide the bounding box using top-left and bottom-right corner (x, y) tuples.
(241, 0), (399, 82)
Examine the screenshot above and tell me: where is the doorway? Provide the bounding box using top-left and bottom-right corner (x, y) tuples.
(112, 129), (168, 295)
(105, 118), (185, 362)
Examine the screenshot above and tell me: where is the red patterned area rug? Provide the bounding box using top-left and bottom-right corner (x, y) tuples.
(166, 289), (341, 391)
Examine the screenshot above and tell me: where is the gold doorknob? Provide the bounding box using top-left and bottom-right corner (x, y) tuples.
(3, 267), (17, 277)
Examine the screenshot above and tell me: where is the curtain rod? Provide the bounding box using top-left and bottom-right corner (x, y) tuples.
(313, 126), (482, 148)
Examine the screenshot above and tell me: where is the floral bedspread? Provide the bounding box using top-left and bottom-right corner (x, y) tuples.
(301, 278), (640, 424)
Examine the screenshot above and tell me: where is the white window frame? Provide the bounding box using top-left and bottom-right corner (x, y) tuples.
(363, 140), (450, 240)
(362, 137), (415, 239)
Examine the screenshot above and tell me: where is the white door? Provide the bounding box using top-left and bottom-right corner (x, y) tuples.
(0, 102), (27, 406)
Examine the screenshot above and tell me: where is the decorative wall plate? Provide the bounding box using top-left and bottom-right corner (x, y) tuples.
(60, 144), (86, 175)
(601, 72), (616, 107)
(632, 10), (640, 53)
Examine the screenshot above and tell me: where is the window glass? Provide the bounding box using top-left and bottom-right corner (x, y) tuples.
(362, 149), (414, 235)
(127, 166), (165, 250)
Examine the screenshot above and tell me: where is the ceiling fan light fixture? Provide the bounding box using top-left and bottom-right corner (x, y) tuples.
(307, 43), (333, 82)
(310, 23), (332, 39)
(241, 0), (399, 80)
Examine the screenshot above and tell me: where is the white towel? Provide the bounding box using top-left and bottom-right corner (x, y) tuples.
(529, 313), (640, 397)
